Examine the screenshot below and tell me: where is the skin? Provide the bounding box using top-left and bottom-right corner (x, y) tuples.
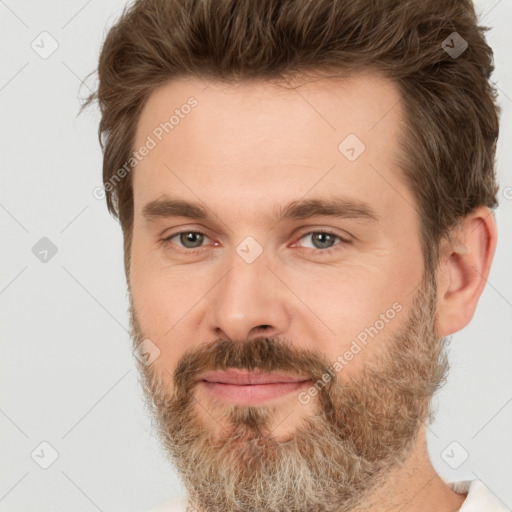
(128, 73), (497, 512)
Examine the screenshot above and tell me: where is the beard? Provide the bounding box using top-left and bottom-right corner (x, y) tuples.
(129, 271), (449, 512)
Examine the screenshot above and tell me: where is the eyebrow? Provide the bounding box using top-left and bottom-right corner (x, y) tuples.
(142, 195), (380, 225)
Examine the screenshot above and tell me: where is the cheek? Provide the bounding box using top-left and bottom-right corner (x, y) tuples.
(130, 277), (191, 377)
(130, 243), (184, 354)
(285, 265), (388, 326)
(284, 265), (410, 372)
(130, 243), (217, 369)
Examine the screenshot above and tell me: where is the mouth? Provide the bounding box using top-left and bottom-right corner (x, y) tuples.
(196, 369), (312, 405)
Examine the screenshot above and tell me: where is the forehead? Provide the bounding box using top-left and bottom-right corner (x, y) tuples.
(132, 73), (413, 225)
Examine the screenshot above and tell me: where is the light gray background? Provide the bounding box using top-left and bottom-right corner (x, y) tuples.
(1, 1), (511, 511)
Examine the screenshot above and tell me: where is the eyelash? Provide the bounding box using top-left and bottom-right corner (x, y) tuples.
(159, 229), (351, 256)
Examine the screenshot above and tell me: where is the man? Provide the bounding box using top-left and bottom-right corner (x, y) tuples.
(83, 0), (506, 511)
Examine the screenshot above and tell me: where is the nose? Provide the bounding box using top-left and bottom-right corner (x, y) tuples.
(207, 253), (291, 343)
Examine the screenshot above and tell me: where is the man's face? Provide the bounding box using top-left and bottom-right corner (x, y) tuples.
(128, 74), (448, 511)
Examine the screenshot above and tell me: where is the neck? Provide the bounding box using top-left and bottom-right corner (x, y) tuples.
(351, 424), (467, 512)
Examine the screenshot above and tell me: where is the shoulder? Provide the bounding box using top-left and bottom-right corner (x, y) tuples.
(141, 495), (189, 512)
(446, 479), (509, 511)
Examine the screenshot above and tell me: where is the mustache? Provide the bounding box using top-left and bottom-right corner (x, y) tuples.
(172, 336), (334, 400)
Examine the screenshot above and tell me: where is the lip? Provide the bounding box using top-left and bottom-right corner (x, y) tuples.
(197, 369), (310, 385)
(196, 369), (312, 405)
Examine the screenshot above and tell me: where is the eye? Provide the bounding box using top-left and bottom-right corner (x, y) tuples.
(161, 231), (212, 250)
(160, 229), (350, 255)
(295, 230), (350, 252)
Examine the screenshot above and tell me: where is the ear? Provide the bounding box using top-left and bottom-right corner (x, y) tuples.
(435, 206), (498, 337)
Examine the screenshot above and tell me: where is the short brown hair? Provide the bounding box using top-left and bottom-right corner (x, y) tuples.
(81, 0), (500, 280)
